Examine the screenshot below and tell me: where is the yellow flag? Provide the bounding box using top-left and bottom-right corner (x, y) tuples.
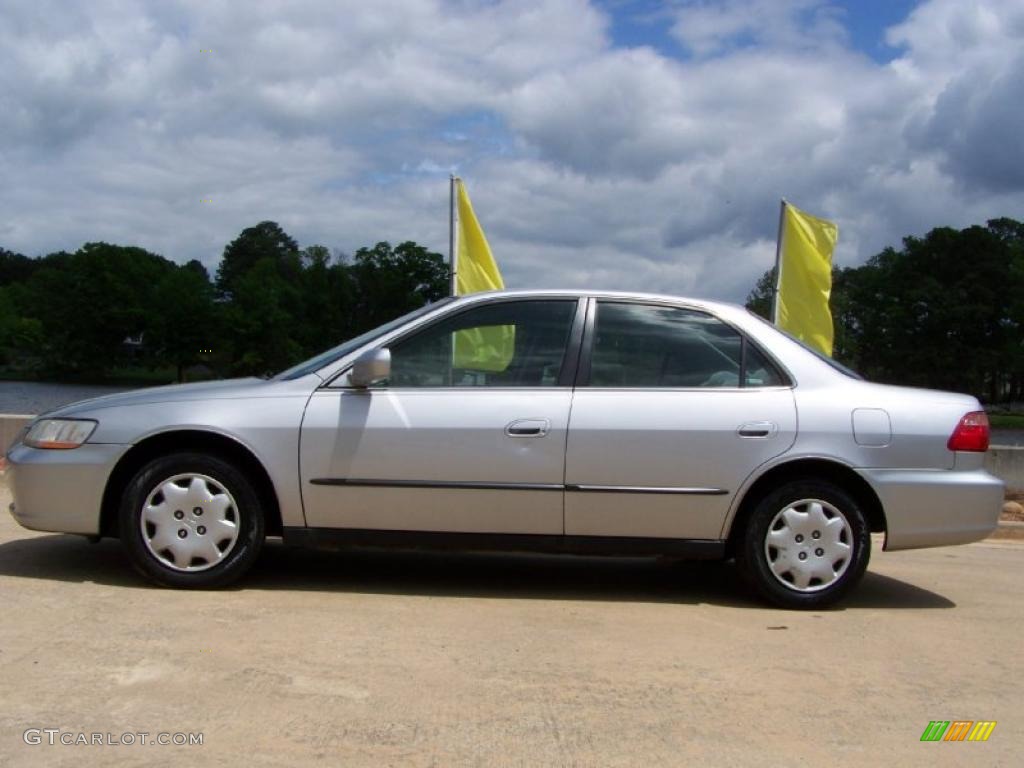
(455, 178), (504, 295)
(775, 202), (838, 356)
(452, 178), (513, 372)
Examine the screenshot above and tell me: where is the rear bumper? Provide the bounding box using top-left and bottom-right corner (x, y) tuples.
(6, 441), (128, 535)
(857, 467), (1004, 551)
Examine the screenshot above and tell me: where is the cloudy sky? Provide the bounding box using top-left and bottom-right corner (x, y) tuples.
(1, 0), (1022, 301)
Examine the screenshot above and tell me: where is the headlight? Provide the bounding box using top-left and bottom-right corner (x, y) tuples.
(23, 419), (98, 449)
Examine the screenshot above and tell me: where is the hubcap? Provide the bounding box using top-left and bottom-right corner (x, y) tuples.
(764, 498), (853, 592)
(139, 473), (240, 572)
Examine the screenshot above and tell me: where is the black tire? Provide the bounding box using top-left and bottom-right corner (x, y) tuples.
(119, 452), (265, 588)
(737, 479), (870, 609)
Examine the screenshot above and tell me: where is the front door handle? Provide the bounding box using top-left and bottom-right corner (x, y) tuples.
(505, 418), (550, 438)
(738, 421), (777, 438)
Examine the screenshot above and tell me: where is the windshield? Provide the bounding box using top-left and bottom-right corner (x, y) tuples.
(745, 309), (863, 380)
(273, 298), (456, 380)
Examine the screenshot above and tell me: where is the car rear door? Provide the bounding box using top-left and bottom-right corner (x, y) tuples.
(564, 299), (797, 540)
(300, 297), (584, 534)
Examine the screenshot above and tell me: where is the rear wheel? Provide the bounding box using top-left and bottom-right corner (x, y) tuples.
(119, 452), (265, 587)
(737, 480), (870, 609)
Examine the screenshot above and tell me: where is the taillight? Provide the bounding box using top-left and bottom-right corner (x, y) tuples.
(947, 411), (990, 452)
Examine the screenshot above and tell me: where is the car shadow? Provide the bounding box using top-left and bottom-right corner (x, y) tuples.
(0, 535), (956, 610)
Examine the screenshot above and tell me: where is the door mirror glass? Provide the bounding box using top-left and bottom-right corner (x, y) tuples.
(350, 348), (391, 388)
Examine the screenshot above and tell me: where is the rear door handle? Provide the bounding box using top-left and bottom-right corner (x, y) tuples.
(738, 421), (777, 438)
(505, 418), (550, 437)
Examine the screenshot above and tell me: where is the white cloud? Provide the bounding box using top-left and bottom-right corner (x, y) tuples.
(888, 0), (1024, 194)
(670, 0), (847, 58)
(0, 0), (1022, 305)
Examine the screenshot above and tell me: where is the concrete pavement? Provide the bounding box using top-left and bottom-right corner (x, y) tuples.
(0, 480), (1021, 766)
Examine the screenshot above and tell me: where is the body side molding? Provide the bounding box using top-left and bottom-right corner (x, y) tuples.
(309, 478), (729, 495)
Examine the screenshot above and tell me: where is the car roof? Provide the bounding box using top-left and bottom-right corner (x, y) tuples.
(453, 289), (742, 315)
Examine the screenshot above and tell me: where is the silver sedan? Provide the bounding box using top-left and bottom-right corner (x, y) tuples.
(4, 290), (1003, 608)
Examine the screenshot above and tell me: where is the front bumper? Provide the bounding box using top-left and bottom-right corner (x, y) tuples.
(6, 441), (129, 535)
(857, 467), (1004, 551)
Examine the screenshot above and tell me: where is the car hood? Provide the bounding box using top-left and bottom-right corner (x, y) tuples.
(45, 377), (316, 417)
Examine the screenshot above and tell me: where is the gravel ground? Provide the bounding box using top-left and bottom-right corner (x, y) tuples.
(0, 479), (1021, 767)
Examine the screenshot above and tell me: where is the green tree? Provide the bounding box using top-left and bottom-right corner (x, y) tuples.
(745, 267), (777, 321)
(223, 258), (303, 376)
(846, 224), (1021, 396)
(297, 245), (355, 358)
(0, 230), (451, 382)
(216, 222), (307, 375)
(0, 248), (36, 286)
(0, 285), (43, 368)
(987, 218), (1024, 401)
(216, 221), (301, 300)
(746, 218), (1024, 401)
(348, 241), (450, 335)
(23, 243), (175, 376)
(0, 286), (19, 365)
(148, 261), (219, 381)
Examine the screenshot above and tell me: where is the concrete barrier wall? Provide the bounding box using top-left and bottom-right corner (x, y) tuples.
(1, 415), (33, 454)
(985, 446), (1024, 492)
(4, 412), (1024, 491)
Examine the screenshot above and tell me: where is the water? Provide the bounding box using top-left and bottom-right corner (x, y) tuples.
(0, 381), (144, 415)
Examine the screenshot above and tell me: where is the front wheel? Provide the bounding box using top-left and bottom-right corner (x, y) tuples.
(737, 480), (870, 609)
(119, 452), (265, 587)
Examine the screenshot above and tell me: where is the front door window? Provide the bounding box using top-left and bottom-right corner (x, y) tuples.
(384, 300), (578, 388)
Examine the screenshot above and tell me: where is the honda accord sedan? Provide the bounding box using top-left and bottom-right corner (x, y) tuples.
(4, 290), (1003, 607)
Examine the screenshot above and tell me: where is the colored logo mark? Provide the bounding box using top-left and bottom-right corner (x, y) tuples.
(920, 720), (996, 742)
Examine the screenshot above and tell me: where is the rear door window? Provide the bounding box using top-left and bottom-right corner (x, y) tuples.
(587, 302), (784, 388)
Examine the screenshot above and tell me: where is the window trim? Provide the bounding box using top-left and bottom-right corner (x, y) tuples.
(327, 296), (588, 391)
(741, 332), (793, 389)
(577, 298), (792, 390)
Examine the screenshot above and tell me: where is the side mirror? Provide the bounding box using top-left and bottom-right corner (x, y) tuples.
(350, 348), (391, 388)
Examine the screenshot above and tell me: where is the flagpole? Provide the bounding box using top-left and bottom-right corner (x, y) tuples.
(447, 176), (458, 386)
(771, 198), (786, 325)
(449, 175), (457, 296)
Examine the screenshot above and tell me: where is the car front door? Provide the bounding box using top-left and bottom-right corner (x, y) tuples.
(300, 297), (583, 534)
(564, 300), (797, 540)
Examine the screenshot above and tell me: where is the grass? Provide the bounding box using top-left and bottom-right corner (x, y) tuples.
(988, 413), (1024, 430)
